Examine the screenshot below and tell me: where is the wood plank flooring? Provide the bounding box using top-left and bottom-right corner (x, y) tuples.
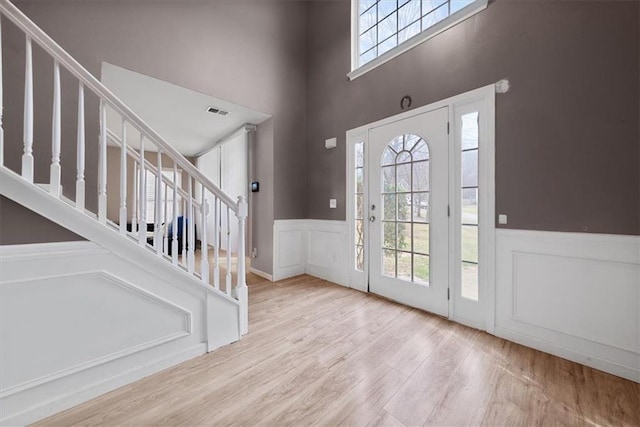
(37, 274), (640, 426)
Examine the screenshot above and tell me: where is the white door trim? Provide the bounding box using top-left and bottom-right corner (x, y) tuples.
(346, 84), (496, 332)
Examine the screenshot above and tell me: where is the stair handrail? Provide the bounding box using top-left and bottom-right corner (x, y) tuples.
(0, 0), (238, 212)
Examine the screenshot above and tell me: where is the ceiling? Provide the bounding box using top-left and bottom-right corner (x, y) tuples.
(101, 62), (270, 157)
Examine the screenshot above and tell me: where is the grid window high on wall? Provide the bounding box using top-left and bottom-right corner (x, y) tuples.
(351, 0), (487, 77)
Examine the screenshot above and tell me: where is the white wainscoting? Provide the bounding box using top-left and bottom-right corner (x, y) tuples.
(495, 229), (640, 382)
(273, 220), (348, 286)
(0, 241), (239, 426)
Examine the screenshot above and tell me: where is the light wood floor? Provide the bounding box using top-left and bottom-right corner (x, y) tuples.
(38, 275), (639, 426)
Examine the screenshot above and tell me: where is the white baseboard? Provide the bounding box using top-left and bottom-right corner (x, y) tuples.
(273, 220), (348, 286)
(495, 229), (640, 383)
(249, 267), (273, 281)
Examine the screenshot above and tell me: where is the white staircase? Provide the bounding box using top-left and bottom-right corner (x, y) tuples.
(0, 0), (249, 424)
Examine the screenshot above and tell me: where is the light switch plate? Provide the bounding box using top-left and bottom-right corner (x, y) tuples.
(329, 199), (337, 208)
(498, 214), (508, 224)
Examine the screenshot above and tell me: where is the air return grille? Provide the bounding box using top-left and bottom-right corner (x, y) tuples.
(207, 106), (229, 116)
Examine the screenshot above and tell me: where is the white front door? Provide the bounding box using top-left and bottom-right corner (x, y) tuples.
(368, 107), (449, 316)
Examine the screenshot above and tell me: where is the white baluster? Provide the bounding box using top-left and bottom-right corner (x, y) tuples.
(188, 177), (195, 273)
(132, 161), (138, 236)
(0, 17), (4, 167)
(155, 150), (162, 255)
(119, 119), (127, 234)
(201, 190), (209, 284)
(226, 205), (232, 295)
(75, 82), (85, 211)
(163, 182), (169, 254)
(181, 198), (187, 264)
(22, 36), (33, 182)
(171, 164), (178, 265)
(138, 135), (146, 246)
(98, 101), (107, 223)
(235, 196), (248, 335)
(49, 60), (61, 197)
(213, 197), (220, 290)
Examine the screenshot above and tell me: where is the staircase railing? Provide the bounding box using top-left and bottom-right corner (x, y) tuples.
(0, 0), (248, 334)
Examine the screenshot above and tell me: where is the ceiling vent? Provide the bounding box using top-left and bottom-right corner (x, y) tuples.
(207, 106), (229, 116)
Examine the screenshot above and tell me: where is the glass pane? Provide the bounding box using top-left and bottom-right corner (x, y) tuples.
(397, 222), (411, 251)
(356, 219), (364, 246)
(378, 12), (397, 45)
(422, 2), (449, 30)
(355, 141), (364, 167)
(378, 0), (397, 20)
(422, 0), (447, 16)
(383, 166), (396, 192)
(360, 47), (377, 66)
(360, 4), (377, 34)
(399, 0), (421, 29)
(383, 221), (396, 249)
(383, 194), (396, 220)
(398, 20), (421, 43)
(451, 0), (474, 14)
(359, 0), (376, 14)
(360, 26), (377, 54)
(412, 140), (429, 160)
(356, 194), (364, 219)
(397, 251), (412, 282)
(461, 262), (478, 300)
(389, 136), (404, 153)
(413, 160), (429, 191)
(356, 245), (364, 271)
(412, 192), (429, 222)
(383, 249), (396, 277)
(414, 223), (429, 254)
(396, 151), (411, 164)
(461, 111), (479, 149)
(382, 147), (396, 165)
(405, 134), (421, 151)
(462, 149), (478, 187)
(462, 188), (478, 225)
(414, 254), (430, 285)
(462, 225), (478, 263)
(378, 34), (397, 56)
(396, 163), (411, 192)
(397, 194), (411, 221)
(356, 168), (364, 193)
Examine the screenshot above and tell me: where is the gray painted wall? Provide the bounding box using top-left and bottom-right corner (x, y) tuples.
(1, 0), (310, 273)
(306, 0), (639, 235)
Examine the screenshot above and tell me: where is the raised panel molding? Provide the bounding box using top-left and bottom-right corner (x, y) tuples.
(0, 240), (238, 425)
(273, 220), (348, 286)
(496, 229), (640, 382)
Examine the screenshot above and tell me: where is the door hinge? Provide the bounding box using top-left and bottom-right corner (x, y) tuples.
(447, 288), (450, 300)
(447, 205), (450, 217)
(447, 122), (450, 134)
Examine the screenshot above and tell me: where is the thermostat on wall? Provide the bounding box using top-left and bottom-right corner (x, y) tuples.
(251, 182), (259, 192)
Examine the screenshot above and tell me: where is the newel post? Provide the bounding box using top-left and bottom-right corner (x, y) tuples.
(234, 195), (248, 335)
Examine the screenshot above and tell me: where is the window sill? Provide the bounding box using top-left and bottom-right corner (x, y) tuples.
(347, 0), (488, 81)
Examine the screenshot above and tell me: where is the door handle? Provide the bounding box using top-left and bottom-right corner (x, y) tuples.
(369, 215), (376, 222)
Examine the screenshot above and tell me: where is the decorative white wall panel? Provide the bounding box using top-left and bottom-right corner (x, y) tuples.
(273, 220), (347, 286)
(495, 229), (640, 382)
(273, 220), (306, 281)
(0, 241), (239, 425)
